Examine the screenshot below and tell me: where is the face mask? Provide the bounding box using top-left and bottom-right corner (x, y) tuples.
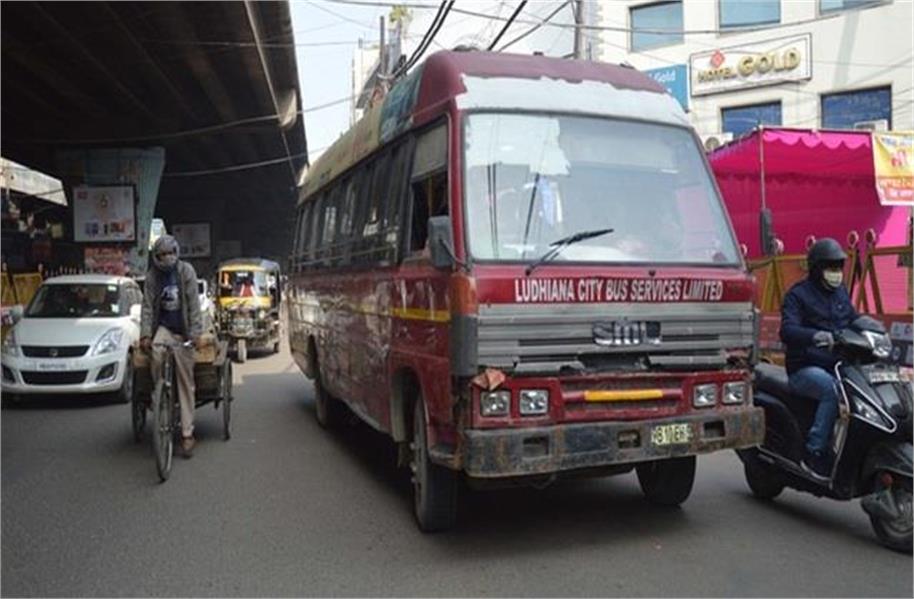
(156, 253), (178, 270)
(823, 269), (843, 289)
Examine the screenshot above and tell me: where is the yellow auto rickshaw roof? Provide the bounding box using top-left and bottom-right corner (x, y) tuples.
(217, 258), (280, 273)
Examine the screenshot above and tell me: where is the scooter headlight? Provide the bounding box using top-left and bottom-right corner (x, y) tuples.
(852, 398), (892, 429)
(861, 330), (892, 359)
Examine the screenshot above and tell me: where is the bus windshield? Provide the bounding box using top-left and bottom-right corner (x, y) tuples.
(463, 113), (740, 266)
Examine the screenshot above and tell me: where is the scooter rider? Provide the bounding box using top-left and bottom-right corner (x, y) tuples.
(140, 235), (205, 457)
(780, 238), (859, 480)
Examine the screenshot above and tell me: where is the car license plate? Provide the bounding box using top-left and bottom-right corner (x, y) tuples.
(651, 423), (692, 446)
(868, 369), (901, 384)
(37, 362), (68, 371)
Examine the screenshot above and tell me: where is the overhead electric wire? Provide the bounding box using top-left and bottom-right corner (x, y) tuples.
(162, 152), (310, 178)
(497, 0), (571, 52)
(486, 0), (528, 51)
(321, 0), (870, 36)
(395, 0), (454, 77)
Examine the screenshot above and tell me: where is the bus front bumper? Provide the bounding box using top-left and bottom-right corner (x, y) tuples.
(460, 407), (764, 478)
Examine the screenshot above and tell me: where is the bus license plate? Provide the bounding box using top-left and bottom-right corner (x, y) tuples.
(651, 423), (692, 446)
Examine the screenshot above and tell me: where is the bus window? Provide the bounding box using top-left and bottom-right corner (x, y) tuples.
(408, 124), (448, 256)
(409, 171), (448, 255)
(385, 141), (413, 263)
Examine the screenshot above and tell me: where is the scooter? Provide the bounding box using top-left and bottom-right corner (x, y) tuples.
(737, 316), (913, 552)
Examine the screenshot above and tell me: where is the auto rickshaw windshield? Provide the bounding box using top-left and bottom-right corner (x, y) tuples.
(218, 270), (270, 298)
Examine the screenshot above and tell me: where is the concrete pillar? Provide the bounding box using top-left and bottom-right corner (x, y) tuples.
(55, 147), (165, 276)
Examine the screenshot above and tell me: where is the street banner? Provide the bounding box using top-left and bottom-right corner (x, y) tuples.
(872, 131), (914, 206)
(72, 185), (136, 242)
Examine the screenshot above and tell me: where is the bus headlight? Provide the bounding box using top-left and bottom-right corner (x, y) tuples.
(480, 390), (510, 417)
(519, 389), (549, 416)
(723, 382), (747, 405)
(693, 384), (717, 408)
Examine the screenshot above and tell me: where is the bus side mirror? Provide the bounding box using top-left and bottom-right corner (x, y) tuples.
(428, 216), (456, 270)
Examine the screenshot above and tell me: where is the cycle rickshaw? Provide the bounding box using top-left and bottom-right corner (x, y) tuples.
(130, 334), (233, 481)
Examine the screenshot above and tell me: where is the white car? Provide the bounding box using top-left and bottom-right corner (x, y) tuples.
(1, 274), (143, 402)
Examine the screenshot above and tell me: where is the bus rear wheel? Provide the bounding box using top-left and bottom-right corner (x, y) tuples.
(411, 398), (457, 532)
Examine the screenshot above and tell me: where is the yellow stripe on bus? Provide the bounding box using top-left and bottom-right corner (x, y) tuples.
(584, 389), (665, 402)
(391, 307), (451, 323)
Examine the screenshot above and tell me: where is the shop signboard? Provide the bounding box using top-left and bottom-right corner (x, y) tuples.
(690, 34), (812, 97)
(72, 185), (136, 243)
(645, 65), (688, 111)
(172, 223), (211, 258)
(872, 131), (914, 206)
(84, 246), (130, 276)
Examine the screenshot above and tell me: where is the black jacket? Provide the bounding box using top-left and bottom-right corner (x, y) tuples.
(780, 278), (859, 375)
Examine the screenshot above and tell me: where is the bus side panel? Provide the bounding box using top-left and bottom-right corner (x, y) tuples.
(388, 266), (453, 444)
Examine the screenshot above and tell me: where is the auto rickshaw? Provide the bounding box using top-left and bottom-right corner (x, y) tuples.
(214, 258), (282, 362)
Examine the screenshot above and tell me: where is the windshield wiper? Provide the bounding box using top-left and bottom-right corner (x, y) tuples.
(524, 228), (614, 276)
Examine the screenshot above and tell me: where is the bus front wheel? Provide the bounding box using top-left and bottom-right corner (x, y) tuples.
(411, 399), (457, 532)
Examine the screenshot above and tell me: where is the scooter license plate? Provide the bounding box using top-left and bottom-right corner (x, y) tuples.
(651, 423), (692, 446)
(868, 369), (901, 384)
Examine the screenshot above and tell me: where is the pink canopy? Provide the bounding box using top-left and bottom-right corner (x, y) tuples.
(709, 127), (910, 311)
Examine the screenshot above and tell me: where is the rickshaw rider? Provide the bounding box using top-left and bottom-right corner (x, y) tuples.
(140, 235), (205, 457)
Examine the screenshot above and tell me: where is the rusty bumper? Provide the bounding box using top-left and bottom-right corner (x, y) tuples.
(461, 407), (764, 478)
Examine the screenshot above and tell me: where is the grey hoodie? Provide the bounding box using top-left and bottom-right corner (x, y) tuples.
(140, 260), (203, 339)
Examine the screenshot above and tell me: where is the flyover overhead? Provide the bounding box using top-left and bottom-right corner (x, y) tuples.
(1, 0), (307, 273)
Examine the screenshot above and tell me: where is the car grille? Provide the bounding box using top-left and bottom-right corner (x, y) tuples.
(20, 371), (88, 385)
(21, 345), (90, 358)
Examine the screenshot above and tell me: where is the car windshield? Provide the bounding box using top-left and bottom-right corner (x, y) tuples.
(218, 270), (269, 298)
(26, 283), (122, 318)
(463, 113), (740, 265)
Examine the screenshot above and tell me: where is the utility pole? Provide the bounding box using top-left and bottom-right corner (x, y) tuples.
(379, 16), (387, 79)
(572, 0), (584, 60)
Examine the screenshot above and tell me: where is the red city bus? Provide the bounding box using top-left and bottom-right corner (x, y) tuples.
(289, 50), (764, 531)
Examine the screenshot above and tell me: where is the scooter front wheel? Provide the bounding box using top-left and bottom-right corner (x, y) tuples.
(866, 475), (912, 553)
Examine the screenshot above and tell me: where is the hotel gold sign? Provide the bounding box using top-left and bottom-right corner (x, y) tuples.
(697, 47), (802, 83)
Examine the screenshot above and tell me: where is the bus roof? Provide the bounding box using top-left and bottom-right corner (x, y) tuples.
(301, 50), (687, 202)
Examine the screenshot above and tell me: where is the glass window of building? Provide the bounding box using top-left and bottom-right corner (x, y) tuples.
(820, 0), (883, 13)
(631, 1), (684, 51)
(721, 102), (783, 136)
(821, 86), (892, 129)
(720, 0), (780, 28)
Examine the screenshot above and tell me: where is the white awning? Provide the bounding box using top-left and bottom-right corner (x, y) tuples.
(0, 157), (67, 206)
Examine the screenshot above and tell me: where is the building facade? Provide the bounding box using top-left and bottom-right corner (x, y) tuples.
(594, 0), (913, 148)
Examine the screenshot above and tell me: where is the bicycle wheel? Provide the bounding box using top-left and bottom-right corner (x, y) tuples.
(152, 358), (175, 482)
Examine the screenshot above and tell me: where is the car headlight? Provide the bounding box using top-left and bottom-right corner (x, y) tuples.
(480, 390), (510, 417)
(861, 330), (892, 359)
(693, 383), (717, 408)
(1, 329), (19, 357)
(722, 382), (748, 405)
(519, 389), (549, 416)
(92, 328), (124, 356)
